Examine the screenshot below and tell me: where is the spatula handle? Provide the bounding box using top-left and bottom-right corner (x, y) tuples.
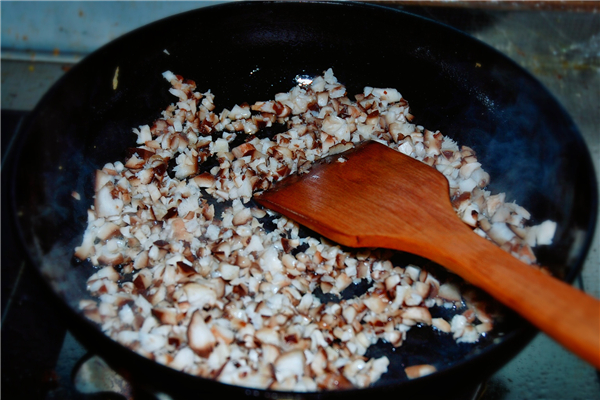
(427, 225), (600, 369)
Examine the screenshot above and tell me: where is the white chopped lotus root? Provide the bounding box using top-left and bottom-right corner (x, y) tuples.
(75, 68), (556, 391)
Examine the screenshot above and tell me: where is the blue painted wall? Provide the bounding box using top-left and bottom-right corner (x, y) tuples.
(1, 1), (226, 59)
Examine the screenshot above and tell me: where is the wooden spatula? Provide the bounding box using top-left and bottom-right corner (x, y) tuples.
(255, 140), (600, 369)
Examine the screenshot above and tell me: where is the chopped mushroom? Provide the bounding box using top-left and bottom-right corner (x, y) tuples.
(188, 310), (216, 357)
(75, 68), (555, 392)
(405, 364), (437, 379)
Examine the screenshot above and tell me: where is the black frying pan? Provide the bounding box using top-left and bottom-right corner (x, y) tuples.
(10, 2), (598, 399)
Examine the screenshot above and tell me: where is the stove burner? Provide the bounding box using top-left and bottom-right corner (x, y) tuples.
(73, 355), (133, 398)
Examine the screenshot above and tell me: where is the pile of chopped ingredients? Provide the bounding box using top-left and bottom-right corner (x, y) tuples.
(75, 69), (556, 391)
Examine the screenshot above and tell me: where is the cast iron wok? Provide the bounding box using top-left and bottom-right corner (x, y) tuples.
(10, 1), (598, 398)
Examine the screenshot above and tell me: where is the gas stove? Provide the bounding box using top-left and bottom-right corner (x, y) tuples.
(2, 3), (599, 399)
